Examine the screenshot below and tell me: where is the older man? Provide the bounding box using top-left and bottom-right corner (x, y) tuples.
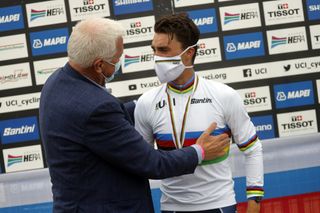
(39, 17), (229, 213)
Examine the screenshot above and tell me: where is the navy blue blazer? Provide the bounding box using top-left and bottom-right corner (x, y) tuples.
(39, 63), (198, 213)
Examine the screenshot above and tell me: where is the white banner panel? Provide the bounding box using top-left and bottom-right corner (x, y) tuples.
(0, 34), (28, 62)
(195, 37), (222, 64)
(120, 16), (155, 44)
(277, 110), (318, 137)
(237, 86), (272, 112)
(0, 92), (41, 114)
(33, 57), (67, 85)
(3, 145), (44, 173)
(0, 63), (32, 91)
(26, 0), (67, 27)
(121, 45), (154, 73)
(68, 0), (110, 21)
(310, 24), (320, 50)
(263, 0), (304, 26)
(220, 3), (261, 31)
(267, 26), (308, 55)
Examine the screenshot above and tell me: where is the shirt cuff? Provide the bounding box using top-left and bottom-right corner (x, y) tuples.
(191, 144), (204, 164)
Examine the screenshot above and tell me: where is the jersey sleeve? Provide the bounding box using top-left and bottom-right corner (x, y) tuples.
(224, 88), (264, 199)
(134, 95), (155, 145)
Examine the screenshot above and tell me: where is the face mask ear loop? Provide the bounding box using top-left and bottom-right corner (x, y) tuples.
(179, 44), (198, 67)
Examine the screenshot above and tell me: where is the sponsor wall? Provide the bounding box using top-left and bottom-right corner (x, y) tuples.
(0, 0), (319, 174)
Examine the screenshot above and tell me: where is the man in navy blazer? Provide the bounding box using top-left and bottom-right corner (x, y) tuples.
(39, 17), (229, 213)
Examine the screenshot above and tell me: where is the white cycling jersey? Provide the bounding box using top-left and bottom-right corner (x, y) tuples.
(135, 74), (264, 211)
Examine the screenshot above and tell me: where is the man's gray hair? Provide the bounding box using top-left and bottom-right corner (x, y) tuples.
(68, 17), (125, 68)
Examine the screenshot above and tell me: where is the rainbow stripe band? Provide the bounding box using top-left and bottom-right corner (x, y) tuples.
(246, 186), (264, 197)
(237, 134), (258, 152)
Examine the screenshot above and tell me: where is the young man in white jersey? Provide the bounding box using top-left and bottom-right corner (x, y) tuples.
(134, 13), (264, 213)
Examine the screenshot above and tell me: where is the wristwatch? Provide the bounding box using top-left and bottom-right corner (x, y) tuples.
(249, 196), (262, 203)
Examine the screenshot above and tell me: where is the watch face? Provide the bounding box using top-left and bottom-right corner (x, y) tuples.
(255, 197), (262, 203)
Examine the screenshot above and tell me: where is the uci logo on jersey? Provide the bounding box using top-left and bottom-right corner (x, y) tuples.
(187, 8), (218, 34)
(223, 32), (265, 60)
(274, 81), (314, 109)
(29, 28), (69, 56)
(0, 6), (24, 32)
(0, 116), (40, 145)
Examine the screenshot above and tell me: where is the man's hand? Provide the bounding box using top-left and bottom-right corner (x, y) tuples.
(247, 200), (260, 213)
(196, 122), (230, 161)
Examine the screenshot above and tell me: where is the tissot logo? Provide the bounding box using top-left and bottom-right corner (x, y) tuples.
(0, 6), (24, 32)
(238, 86), (271, 112)
(0, 117), (40, 145)
(120, 16), (154, 44)
(30, 28), (68, 56)
(274, 81), (314, 109)
(267, 27), (308, 55)
(220, 3), (261, 31)
(127, 21), (152, 35)
(263, 0), (304, 26)
(69, 0), (110, 21)
(307, 0), (320, 20)
(224, 32), (265, 60)
(195, 37), (221, 64)
(277, 110), (317, 137)
(113, 0), (153, 15)
(251, 115), (275, 140)
(187, 8), (217, 34)
(26, 0), (67, 27)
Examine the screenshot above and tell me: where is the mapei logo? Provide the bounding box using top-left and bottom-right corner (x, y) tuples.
(0, 116), (40, 145)
(0, 6), (24, 32)
(30, 28), (68, 56)
(224, 32), (265, 60)
(112, 0), (153, 15)
(251, 115), (275, 140)
(274, 81), (314, 109)
(187, 8), (217, 34)
(220, 3), (261, 31)
(307, 0), (320, 20)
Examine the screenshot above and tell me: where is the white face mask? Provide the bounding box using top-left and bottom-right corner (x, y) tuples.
(154, 44), (197, 83)
(102, 60), (121, 83)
